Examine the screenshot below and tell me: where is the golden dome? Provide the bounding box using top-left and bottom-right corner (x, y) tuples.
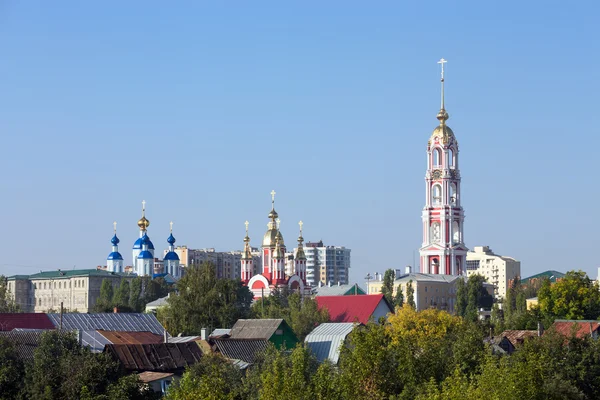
(268, 209), (279, 219)
(429, 123), (457, 147)
(137, 216), (150, 230)
(263, 228), (278, 247)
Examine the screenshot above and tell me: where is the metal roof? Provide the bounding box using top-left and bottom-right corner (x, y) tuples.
(145, 296), (169, 308)
(316, 294), (393, 324)
(166, 336), (200, 343)
(0, 331), (44, 360)
(0, 313), (55, 331)
(137, 371), (174, 383)
(230, 319), (284, 340)
(304, 323), (357, 363)
(105, 342), (203, 371)
(209, 328), (231, 337)
(312, 284), (366, 297)
(47, 313), (166, 335)
(393, 273), (462, 283)
(213, 338), (270, 364)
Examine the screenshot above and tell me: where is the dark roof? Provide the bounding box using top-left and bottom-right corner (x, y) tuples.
(316, 294), (393, 324)
(230, 319), (285, 340)
(550, 320), (600, 339)
(212, 338), (270, 364)
(137, 371), (174, 383)
(0, 313), (55, 331)
(98, 330), (164, 345)
(0, 331), (44, 360)
(498, 330), (538, 346)
(13, 269), (125, 280)
(46, 313), (165, 335)
(105, 342), (202, 371)
(521, 270), (565, 284)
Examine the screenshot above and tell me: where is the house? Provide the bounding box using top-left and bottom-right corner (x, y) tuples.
(495, 330), (539, 354)
(138, 371), (176, 395)
(316, 294), (393, 324)
(521, 270), (565, 287)
(211, 319), (298, 364)
(46, 312), (166, 336)
(550, 320), (600, 339)
(312, 283), (366, 297)
(304, 322), (359, 363)
(80, 330), (165, 353)
(104, 342), (203, 372)
(145, 295), (169, 313)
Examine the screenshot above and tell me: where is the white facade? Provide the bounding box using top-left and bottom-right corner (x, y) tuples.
(300, 241), (351, 287)
(172, 246), (261, 280)
(466, 246), (521, 299)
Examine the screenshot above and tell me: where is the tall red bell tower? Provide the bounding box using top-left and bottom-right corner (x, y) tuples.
(419, 59), (468, 275)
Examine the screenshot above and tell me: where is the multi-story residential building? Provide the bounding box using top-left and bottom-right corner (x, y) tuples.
(299, 241), (351, 287)
(6, 269), (126, 313)
(466, 246), (521, 299)
(170, 246), (261, 280)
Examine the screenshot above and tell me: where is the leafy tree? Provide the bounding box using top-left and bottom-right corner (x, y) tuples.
(380, 269), (395, 305)
(406, 280), (416, 308)
(0, 336), (25, 399)
(165, 354), (245, 400)
(464, 275), (494, 322)
(455, 278), (467, 317)
(538, 270), (600, 320)
(0, 276), (20, 313)
(161, 262), (253, 335)
(94, 280), (115, 312)
(129, 277), (143, 312)
(394, 284), (404, 309)
(259, 345), (318, 400)
(113, 280), (130, 310)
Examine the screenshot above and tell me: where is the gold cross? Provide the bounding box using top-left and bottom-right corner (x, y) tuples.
(244, 220), (249, 233)
(113, 221), (117, 234)
(170, 221), (173, 232)
(437, 58), (447, 81)
(141, 200), (146, 216)
(299, 220), (303, 234)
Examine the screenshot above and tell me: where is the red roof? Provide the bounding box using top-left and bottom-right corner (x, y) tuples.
(316, 294), (392, 324)
(97, 330), (164, 345)
(550, 320), (600, 339)
(0, 313), (55, 331)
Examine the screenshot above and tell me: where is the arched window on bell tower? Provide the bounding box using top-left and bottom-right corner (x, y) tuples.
(449, 183), (457, 205)
(432, 184), (442, 205)
(433, 148), (442, 167)
(448, 148), (455, 168)
(452, 221), (460, 244)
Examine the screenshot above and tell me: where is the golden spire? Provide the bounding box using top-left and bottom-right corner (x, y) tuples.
(273, 235), (283, 259)
(268, 190), (278, 221)
(137, 200), (150, 230)
(242, 220), (252, 259)
(436, 58), (449, 124)
(296, 220), (306, 261)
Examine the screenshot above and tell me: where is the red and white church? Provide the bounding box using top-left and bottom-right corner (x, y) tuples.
(241, 191), (310, 298)
(419, 59), (468, 275)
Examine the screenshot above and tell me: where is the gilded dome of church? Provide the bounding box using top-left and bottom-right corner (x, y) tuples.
(137, 216), (150, 230)
(429, 122), (457, 147)
(263, 228), (279, 247)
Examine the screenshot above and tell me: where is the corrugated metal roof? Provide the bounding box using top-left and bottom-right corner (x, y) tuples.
(98, 330), (164, 345)
(146, 296), (169, 308)
(551, 320), (600, 339)
(81, 330), (112, 353)
(105, 342), (203, 371)
(230, 319), (283, 340)
(316, 294), (393, 325)
(137, 371), (174, 383)
(0, 313), (55, 331)
(305, 323), (357, 363)
(47, 313), (165, 335)
(167, 336), (200, 343)
(0, 331), (44, 360)
(393, 273), (462, 283)
(213, 338), (270, 363)
(209, 328), (231, 337)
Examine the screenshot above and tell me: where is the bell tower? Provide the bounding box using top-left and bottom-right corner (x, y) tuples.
(419, 59), (468, 275)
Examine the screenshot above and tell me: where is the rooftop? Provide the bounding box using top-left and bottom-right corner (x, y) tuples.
(212, 338), (270, 364)
(312, 284), (366, 297)
(105, 342), (203, 371)
(46, 313), (166, 336)
(521, 270), (565, 284)
(550, 320), (600, 339)
(8, 269), (128, 280)
(0, 313), (55, 331)
(316, 294), (393, 325)
(230, 319), (286, 340)
(304, 323), (358, 363)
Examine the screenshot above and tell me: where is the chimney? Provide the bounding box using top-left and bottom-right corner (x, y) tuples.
(328, 281), (332, 287)
(113, 306), (119, 313)
(318, 281), (322, 288)
(164, 329), (168, 343)
(405, 265), (412, 274)
(537, 321), (544, 337)
(201, 328), (207, 341)
(337, 281), (340, 286)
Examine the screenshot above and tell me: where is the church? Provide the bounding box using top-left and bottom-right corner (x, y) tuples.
(105, 201), (181, 279)
(242, 191), (310, 298)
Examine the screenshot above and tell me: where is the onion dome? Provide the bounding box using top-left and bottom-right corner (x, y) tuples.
(164, 251), (180, 261)
(138, 250), (153, 259)
(167, 233), (176, 245)
(295, 221), (306, 261)
(137, 216), (150, 230)
(273, 236), (284, 259)
(263, 191), (281, 247)
(111, 234), (120, 245)
(133, 234), (155, 250)
(107, 251), (123, 260)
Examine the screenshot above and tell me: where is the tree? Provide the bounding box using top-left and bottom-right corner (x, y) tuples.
(0, 336), (24, 399)
(129, 277), (143, 312)
(464, 275), (494, 322)
(380, 269), (395, 305)
(406, 280), (415, 308)
(161, 262), (253, 335)
(0, 276), (19, 313)
(455, 278), (467, 317)
(259, 345), (318, 400)
(394, 284), (404, 309)
(113, 280), (130, 310)
(538, 270), (600, 320)
(94, 280), (114, 312)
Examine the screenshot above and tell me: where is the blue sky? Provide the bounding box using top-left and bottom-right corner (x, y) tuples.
(0, 1), (598, 282)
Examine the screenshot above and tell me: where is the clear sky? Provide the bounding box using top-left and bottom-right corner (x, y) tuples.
(0, 1), (598, 283)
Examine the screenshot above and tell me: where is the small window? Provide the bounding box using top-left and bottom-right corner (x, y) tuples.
(275, 329), (283, 335)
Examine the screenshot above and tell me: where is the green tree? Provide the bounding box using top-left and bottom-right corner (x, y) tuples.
(113, 280), (130, 310)
(0, 336), (25, 399)
(165, 354), (244, 400)
(406, 280), (415, 308)
(0, 276), (20, 313)
(538, 270), (600, 320)
(259, 345), (318, 400)
(129, 277), (143, 312)
(161, 262), (253, 335)
(464, 275), (494, 322)
(380, 269), (395, 305)
(455, 278), (467, 317)
(394, 284), (404, 309)
(94, 280), (114, 312)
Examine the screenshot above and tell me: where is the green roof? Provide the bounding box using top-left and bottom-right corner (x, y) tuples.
(9, 269), (126, 280)
(6, 275), (30, 280)
(521, 270), (565, 284)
